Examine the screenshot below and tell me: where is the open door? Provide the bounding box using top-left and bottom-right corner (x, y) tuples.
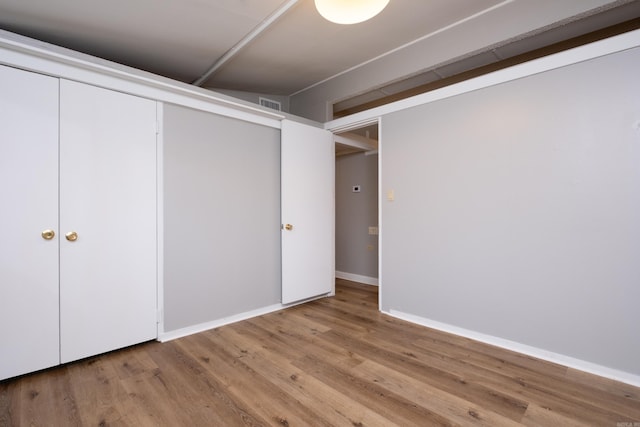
(281, 120), (334, 304)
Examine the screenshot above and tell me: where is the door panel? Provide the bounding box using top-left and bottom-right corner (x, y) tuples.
(59, 80), (157, 363)
(0, 66), (60, 379)
(281, 120), (334, 304)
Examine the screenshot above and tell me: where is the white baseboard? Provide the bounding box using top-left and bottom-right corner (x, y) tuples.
(158, 303), (283, 342)
(387, 309), (640, 388)
(336, 271), (379, 286)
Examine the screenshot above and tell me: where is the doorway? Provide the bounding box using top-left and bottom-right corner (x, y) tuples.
(334, 122), (380, 305)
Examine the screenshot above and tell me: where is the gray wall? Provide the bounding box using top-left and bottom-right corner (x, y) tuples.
(335, 152), (379, 279)
(163, 104), (281, 332)
(380, 46), (640, 375)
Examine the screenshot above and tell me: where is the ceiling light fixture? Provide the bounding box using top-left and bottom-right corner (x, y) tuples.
(315, 0), (390, 25)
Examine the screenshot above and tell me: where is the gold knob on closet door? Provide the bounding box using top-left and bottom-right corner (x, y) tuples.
(284, 224), (293, 231)
(65, 231), (78, 242)
(41, 229), (55, 240)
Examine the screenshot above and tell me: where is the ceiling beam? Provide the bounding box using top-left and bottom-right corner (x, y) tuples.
(193, 0), (301, 87)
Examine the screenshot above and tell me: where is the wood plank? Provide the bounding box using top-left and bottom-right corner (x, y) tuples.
(178, 331), (327, 426)
(352, 359), (524, 426)
(248, 312), (367, 369)
(64, 355), (129, 426)
(108, 342), (160, 381)
(210, 324), (398, 426)
(356, 330), (530, 421)
(520, 403), (597, 427)
(293, 353), (457, 426)
(565, 367), (640, 402)
(6, 367), (82, 426)
(146, 337), (266, 426)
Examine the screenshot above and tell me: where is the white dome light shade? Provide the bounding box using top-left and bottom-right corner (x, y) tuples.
(315, 0), (390, 25)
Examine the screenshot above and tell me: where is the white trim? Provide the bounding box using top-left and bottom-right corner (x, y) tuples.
(155, 102), (165, 338)
(326, 116), (380, 133)
(325, 29), (640, 132)
(387, 309), (640, 388)
(377, 118), (383, 309)
(336, 271), (379, 286)
(158, 304), (284, 342)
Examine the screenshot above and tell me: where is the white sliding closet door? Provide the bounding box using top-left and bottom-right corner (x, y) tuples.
(0, 65), (60, 380)
(59, 80), (157, 363)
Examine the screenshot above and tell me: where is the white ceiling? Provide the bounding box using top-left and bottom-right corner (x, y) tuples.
(0, 0), (637, 99)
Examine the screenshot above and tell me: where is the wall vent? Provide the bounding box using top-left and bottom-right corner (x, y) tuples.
(259, 97), (282, 111)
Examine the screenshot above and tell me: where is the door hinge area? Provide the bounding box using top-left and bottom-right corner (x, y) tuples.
(156, 308), (163, 324)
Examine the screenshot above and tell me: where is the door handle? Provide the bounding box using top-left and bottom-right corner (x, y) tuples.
(284, 224), (293, 231)
(41, 229), (55, 240)
(65, 231), (78, 242)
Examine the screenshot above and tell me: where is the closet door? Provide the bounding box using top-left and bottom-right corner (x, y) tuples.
(0, 66), (60, 380)
(59, 80), (157, 363)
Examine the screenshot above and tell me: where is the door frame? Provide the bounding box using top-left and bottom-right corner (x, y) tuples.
(328, 117), (382, 309)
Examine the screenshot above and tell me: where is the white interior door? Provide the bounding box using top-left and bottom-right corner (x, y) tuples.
(0, 66), (60, 380)
(59, 80), (157, 363)
(281, 120), (334, 304)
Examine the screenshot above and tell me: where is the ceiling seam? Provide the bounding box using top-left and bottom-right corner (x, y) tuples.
(287, 0), (514, 97)
(192, 0), (301, 87)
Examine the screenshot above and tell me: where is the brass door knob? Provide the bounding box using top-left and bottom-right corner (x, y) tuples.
(284, 224), (293, 231)
(65, 231), (78, 242)
(41, 229), (55, 240)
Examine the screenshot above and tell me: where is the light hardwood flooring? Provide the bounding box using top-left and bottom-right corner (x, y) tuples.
(1, 279), (639, 426)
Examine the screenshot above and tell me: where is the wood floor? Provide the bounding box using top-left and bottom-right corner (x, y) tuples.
(1, 279), (639, 426)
